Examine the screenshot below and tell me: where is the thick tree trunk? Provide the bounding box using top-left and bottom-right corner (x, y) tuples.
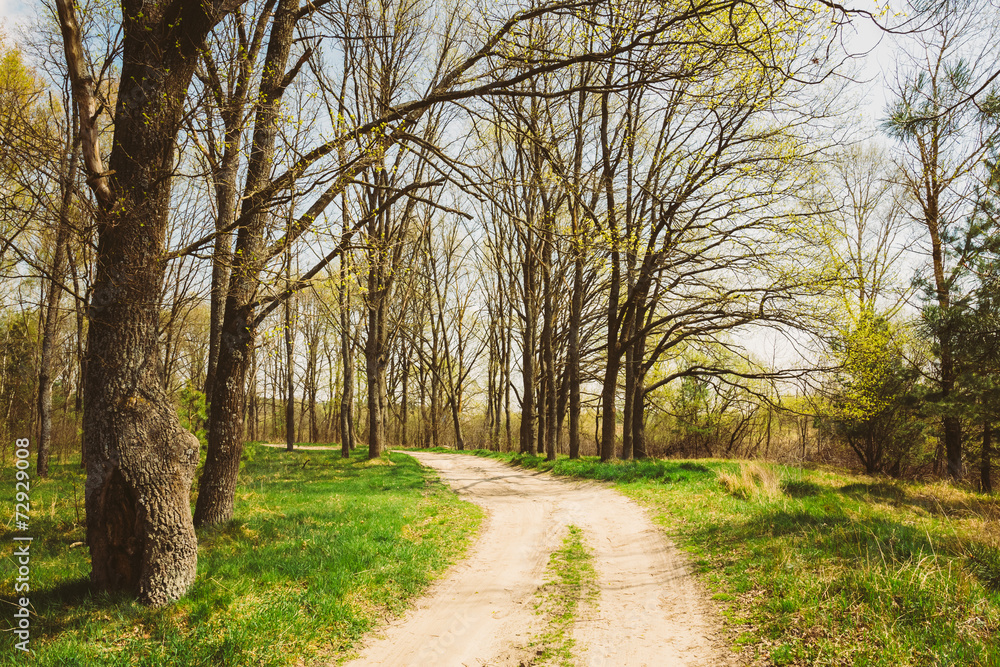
(55, 0), (219, 605)
(81, 135), (197, 598)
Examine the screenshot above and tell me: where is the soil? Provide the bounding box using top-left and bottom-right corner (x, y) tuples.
(338, 451), (736, 667)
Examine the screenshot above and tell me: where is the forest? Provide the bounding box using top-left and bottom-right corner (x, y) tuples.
(1, 0), (1000, 659)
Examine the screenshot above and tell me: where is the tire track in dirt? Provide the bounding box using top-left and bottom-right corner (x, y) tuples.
(339, 452), (733, 667)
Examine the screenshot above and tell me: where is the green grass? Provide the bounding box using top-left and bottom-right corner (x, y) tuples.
(1, 444), (482, 666)
(455, 448), (1000, 666)
(531, 525), (598, 666)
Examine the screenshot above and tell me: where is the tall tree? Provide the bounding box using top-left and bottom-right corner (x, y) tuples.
(53, 0), (229, 604)
(884, 0), (1000, 478)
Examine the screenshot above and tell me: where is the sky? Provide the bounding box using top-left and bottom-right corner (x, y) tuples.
(0, 0), (30, 26)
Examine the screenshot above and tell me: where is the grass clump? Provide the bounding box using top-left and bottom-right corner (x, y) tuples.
(531, 525), (598, 666)
(717, 461), (781, 501)
(0, 445), (482, 666)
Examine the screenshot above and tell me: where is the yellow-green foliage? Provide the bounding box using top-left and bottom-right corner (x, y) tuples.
(836, 313), (901, 421)
(0, 37), (56, 169)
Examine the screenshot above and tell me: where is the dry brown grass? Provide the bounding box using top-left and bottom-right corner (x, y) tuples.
(717, 461), (782, 501)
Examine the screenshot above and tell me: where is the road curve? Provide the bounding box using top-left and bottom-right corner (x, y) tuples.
(340, 451), (732, 667)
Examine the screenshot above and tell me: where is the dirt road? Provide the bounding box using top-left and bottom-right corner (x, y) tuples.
(341, 451), (732, 667)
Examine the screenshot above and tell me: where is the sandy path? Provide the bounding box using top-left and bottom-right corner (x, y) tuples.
(341, 452), (731, 667)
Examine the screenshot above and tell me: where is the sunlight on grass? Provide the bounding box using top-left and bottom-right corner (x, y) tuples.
(0, 445), (482, 666)
(466, 448), (1000, 666)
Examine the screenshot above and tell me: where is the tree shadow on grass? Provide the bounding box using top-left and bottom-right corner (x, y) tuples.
(839, 482), (907, 503)
(0, 577), (152, 644)
(688, 499), (1000, 594)
(781, 480), (824, 498)
(692, 505), (942, 565)
(839, 481), (1000, 522)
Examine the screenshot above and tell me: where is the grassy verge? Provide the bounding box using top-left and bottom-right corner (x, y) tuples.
(531, 525), (599, 666)
(437, 448), (1000, 666)
(1, 445), (482, 666)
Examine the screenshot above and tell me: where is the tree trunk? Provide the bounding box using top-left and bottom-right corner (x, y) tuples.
(366, 301), (388, 458)
(196, 300), (255, 526)
(400, 351), (408, 447)
(340, 247), (355, 458)
(284, 289), (295, 452)
(536, 362), (546, 456)
(450, 395), (465, 451)
(520, 238), (537, 455)
(55, 0), (218, 605)
(204, 159), (237, 407)
(504, 318), (513, 453)
(248, 352), (258, 442)
(621, 339), (635, 461)
(599, 80), (620, 463)
(419, 366), (428, 448)
(568, 255), (581, 458)
(543, 298), (556, 462)
(37, 141), (78, 477)
(632, 330), (648, 459)
(983, 420), (993, 494)
(195, 0), (301, 526)
(306, 328), (319, 443)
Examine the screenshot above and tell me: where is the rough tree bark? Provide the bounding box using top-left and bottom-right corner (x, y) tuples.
(54, 0), (219, 605)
